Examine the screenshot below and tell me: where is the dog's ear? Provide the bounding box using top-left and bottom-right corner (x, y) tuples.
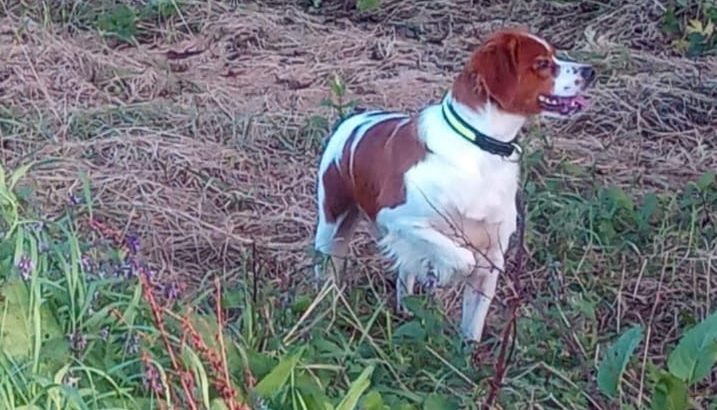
(471, 33), (520, 109)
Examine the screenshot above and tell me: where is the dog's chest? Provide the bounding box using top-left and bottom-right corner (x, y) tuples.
(414, 152), (519, 224)
(459, 167), (515, 218)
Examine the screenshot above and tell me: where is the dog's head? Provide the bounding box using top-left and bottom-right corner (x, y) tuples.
(464, 29), (595, 119)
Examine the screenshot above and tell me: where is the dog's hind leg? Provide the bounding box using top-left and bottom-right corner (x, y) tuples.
(313, 204), (360, 287)
(313, 153), (362, 287)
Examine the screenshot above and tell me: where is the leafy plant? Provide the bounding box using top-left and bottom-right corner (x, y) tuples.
(95, 4), (138, 43)
(302, 74), (362, 152)
(3, 161), (474, 410)
(597, 310), (717, 409)
(310, 0), (382, 11)
(321, 74), (361, 121)
(597, 326), (643, 398)
(662, 0), (717, 56)
(356, 0), (381, 12)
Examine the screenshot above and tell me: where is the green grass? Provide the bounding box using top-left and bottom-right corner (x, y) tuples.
(12, 0), (188, 45)
(2, 136), (715, 409)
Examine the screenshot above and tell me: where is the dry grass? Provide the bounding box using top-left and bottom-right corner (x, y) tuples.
(1, 0), (716, 407)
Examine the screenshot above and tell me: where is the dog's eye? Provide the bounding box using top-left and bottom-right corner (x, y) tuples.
(535, 59), (552, 71)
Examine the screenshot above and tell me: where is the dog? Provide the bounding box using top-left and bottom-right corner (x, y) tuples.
(312, 29), (595, 342)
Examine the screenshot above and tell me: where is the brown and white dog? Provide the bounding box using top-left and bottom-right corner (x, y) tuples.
(313, 29), (595, 342)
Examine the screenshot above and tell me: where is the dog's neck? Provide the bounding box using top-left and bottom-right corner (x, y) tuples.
(445, 91), (527, 144)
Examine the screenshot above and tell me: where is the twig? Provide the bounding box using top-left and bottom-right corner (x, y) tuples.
(88, 218), (199, 409)
(482, 190), (527, 409)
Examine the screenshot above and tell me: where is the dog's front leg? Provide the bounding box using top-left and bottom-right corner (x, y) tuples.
(461, 250), (503, 342)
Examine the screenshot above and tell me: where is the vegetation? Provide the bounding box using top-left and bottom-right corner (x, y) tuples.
(1, 0), (716, 409)
(662, 0), (717, 57)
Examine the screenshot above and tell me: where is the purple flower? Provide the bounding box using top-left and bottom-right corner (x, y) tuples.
(99, 326), (110, 342)
(163, 282), (181, 301)
(125, 234), (140, 254)
(113, 261), (135, 279)
(125, 333), (141, 355)
(67, 192), (82, 206)
(17, 255), (32, 280)
(143, 363), (163, 394)
(68, 330), (87, 353)
(81, 254), (94, 272)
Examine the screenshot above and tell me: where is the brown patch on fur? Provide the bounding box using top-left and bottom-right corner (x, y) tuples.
(320, 117), (428, 224)
(321, 161), (355, 223)
(452, 29), (557, 116)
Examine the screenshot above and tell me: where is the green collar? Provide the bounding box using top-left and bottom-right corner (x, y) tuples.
(441, 95), (521, 158)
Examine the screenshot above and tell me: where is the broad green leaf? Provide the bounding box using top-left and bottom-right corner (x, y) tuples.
(652, 372), (689, 410)
(696, 171), (716, 191)
(690, 341), (717, 386)
(210, 398), (230, 410)
(311, 337), (344, 356)
(246, 350), (279, 379)
(606, 186), (635, 211)
(423, 393), (459, 410)
(393, 321), (426, 342)
(0, 239), (14, 262)
(400, 296), (428, 318)
(361, 390), (387, 410)
(667, 309), (717, 385)
(638, 193), (659, 227)
(356, 0), (380, 12)
(247, 349), (279, 380)
(597, 325), (643, 398)
(254, 346), (306, 397)
(38, 336), (71, 375)
(0, 278), (64, 360)
(336, 365), (374, 410)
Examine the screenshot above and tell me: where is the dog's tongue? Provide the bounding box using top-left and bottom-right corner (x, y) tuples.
(575, 95), (588, 108)
(558, 95), (589, 115)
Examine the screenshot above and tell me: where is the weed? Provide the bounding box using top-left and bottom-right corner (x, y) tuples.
(10, 0), (186, 45)
(597, 310), (717, 409)
(662, 0), (717, 56)
(310, 0), (382, 12)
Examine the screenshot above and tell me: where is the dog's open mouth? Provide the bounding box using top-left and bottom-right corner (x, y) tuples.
(538, 94), (588, 116)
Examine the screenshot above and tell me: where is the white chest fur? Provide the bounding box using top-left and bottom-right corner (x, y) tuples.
(384, 103), (521, 229)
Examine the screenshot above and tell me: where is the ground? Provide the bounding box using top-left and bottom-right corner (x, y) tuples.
(0, 1), (716, 409)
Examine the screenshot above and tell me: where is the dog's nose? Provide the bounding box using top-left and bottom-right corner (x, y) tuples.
(579, 65), (596, 84)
